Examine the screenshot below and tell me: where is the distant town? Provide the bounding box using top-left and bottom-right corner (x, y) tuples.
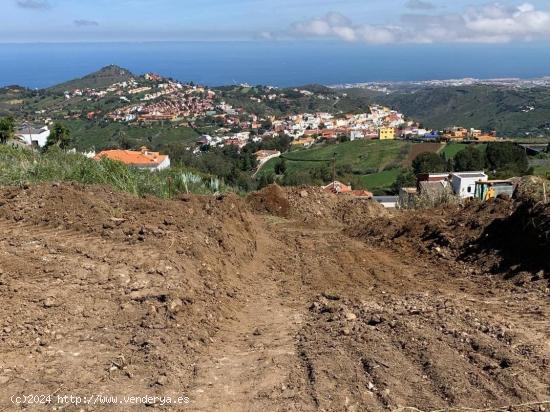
(17, 71), (500, 155)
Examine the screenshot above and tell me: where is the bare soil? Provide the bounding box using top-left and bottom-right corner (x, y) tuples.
(0, 183), (548, 411)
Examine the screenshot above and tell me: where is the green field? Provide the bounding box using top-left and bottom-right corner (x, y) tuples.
(263, 140), (410, 175)
(259, 140), (411, 193)
(358, 169), (402, 192)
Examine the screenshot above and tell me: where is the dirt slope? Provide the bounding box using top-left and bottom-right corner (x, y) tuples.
(0, 183), (548, 411)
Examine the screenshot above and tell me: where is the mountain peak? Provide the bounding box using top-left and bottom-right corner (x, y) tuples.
(48, 65), (135, 92)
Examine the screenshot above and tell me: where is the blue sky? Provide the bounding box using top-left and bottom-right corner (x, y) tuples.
(3, 0), (550, 43)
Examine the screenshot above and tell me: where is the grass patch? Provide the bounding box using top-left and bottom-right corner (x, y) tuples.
(0, 145), (225, 198)
(358, 169), (401, 194)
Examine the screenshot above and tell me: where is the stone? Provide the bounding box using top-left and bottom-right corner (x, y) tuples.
(43, 297), (57, 308)
(345, 312), (357, 321)
(368, 315), (383, 326)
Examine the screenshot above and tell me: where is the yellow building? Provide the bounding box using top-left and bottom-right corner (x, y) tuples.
(378, 127), (396, 140)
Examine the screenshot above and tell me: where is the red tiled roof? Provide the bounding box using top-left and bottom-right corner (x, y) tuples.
(94, 147), (167, 167)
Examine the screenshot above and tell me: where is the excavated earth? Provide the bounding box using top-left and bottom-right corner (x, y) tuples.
(0, 183), (548, 412)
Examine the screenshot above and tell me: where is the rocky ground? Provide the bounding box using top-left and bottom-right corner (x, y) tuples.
(0, 183), (548, 411)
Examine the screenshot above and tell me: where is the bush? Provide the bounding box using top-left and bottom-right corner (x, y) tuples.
(454, 146), (486, 171)
(412, 152), (447, 174)
(486, 142), (529, 176)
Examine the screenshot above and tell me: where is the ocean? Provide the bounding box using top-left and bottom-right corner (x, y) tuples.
(2, 41), (550, 89)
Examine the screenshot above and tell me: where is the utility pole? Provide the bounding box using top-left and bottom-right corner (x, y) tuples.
(332, 152), (336, 188)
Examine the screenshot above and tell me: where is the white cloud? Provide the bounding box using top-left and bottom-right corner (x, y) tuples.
(290, 3), (550, 44)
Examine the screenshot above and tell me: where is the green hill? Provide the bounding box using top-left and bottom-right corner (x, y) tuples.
(48, 65), (135, 93)
(348, 86), (550, 138)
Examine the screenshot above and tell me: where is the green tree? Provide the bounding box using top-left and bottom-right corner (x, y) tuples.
(485, 142), (529, 175)
(454, 146), (486, 171)
(411, 152), (447, 175)
(46, 123), (72, 150)
(0, 117), (15, 144)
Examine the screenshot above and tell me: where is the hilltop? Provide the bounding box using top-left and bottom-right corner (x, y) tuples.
(47, 65), (135, 93)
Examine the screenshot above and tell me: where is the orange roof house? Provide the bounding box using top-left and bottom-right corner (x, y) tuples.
(322, 181), (352, 194)
(94, 147), (170, 171)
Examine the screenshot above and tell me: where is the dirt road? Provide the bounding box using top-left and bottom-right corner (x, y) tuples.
(0, 183), (548, 411)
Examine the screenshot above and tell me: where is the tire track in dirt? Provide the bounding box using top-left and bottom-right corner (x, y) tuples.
(186, 226), (317, 412)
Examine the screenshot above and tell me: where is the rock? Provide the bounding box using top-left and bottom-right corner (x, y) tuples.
(168, 298), (183, 314)
(43, 297), (57, 308)
(0, 376), (9, 385)
(341, 327), (351, 336)
(300, 190), (308, 198)
(345, 312), (357, 321)
(252, 328), (262, 336)
(368, 315), (383, 326)
(322, 292), (340, 301)
(156, 375), (167, 386)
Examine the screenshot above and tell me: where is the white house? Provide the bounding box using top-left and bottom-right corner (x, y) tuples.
(450, 172), (488, 198)
(16, 124), (50, 148)
(350, 130), (365, 141)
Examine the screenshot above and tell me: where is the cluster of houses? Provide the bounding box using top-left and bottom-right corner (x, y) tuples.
(64, 78), (140, 101)
(272, 106), (407, 144)
(402, 126), (498, 143)
(108, 82), (216, 122)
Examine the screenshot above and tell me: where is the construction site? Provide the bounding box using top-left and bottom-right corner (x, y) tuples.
(0, 180), (548, 411)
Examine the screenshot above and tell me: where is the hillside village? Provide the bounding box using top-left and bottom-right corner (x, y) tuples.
(12, 69), (500, 153)
(2, 67), (547, 204)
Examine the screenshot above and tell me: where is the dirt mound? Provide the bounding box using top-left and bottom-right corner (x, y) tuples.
(298, 293), (549, 411)
(0, 182), (255, 263)
(249, 184), (387, 226)
(0, 183), (258, 411)
(246, 183), (290, 217)
(348, 198), (550, 284)
(515, 175), (550, 203)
